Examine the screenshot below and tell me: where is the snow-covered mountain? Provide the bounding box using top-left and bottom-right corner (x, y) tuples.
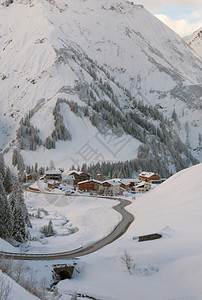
(0, 0), (202, 174)
(184, 27), (202, 57)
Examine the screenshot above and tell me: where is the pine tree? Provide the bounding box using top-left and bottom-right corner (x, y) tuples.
(49, 160), (55, 171)
(118, 171), (124, 179)
(112, 170), (117, 179)
(12, 201), (26, 242)
(40, 220), (56, 237)
(0, 153), (5, 180)
(12, 149), (18, 166)
(0, 175), (13, 239)
(4, 167), (12, 194)
(11, 180), (32, 242)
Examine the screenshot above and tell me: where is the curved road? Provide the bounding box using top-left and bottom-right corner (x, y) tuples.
(0, 192), (134, 260)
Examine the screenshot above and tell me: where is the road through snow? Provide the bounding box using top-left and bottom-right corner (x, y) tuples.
(0, 193), (134, 260)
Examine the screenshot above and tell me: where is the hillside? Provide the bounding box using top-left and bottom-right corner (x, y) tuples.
(56, 163), (202, 299)
(0, 0), (201, 175)
(184, 27), (202, 57)
(0, 270), (39, 300)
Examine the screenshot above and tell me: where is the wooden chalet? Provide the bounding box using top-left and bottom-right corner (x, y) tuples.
(99, 179), (123, 196)
(45, 170), (62, 181)
(78, 179), (101, 192)
(68, 171), (90, 185)
(139, 172), (160, 183)
(119, 179), (138, 190)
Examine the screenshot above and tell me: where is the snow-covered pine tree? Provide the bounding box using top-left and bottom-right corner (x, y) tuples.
(11, 180), (32, 242)
(118, 171), (124, 179)
(49, 160), (55, 171)
(4, 167), (12, 194)
(40, 220), (56, 237)
(12, 200), (26, 242)
(0, 153), (5, 180)
(16, 181), (31, 228)
(0, 174), (13, 239)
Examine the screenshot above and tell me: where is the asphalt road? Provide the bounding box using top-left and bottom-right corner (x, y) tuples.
(0, 194), (134, 260)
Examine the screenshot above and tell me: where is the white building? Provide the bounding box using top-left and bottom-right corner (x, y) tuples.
(62, 174), (75, 186)
(135, 181), (151, 193)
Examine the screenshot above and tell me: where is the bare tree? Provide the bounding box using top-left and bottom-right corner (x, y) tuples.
(120, 250), (134, 275)
(0, 274), (12, 300)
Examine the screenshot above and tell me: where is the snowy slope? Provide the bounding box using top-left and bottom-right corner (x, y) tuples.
(0, 270), (39, 300)
(184, 27), (202, 57)
(56, 163), (202, 300)
(0, 0), (202, 170)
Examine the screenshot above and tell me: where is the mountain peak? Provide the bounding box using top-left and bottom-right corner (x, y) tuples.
(184, 27), (202, 57)
(0, 0), (201, 171)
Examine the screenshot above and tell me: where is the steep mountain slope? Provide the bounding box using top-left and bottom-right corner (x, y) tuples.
(0, 0), (201, 174)
(184, 27), (202, 57)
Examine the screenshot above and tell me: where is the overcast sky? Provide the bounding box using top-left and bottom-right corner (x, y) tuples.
(138, 0), (202, 37)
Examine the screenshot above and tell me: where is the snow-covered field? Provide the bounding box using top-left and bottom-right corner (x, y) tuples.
(56, 163), (202, 300)
(1, 163), (202, 299)
(1, 193), (121, 254)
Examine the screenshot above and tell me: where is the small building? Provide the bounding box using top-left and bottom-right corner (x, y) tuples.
(68, 171), (90, 185)
(78, 179), (101, 192)
(45, 170), (62, 181)
(47, 180), (60, 189)
(26, 174), (32, 181)
(135, 181), (151, 193)
(99, 179), (123, 196)
(139, 172), (160, 183)
(97, 174), (102, 181)
(62, 174), (75, 186)
(119, 179), (139, 190)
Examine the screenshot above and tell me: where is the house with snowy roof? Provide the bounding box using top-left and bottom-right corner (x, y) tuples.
(99, 179), (123, 196)
(62, 173), (75, 186)
(119, 178), (139, 190)
(135, 181), (151, 193)
(68, 170), (90, 185)
(139, 172), (160, 183)
(45, 170), (62, 181)
(78, 179), (101, 192)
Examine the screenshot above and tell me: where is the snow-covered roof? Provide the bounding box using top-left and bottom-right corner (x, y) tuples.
(136, 182), (150, 188)
(47, 179), (60, 184)
(103, 179), (121, 186)
(119, 178), (139, 185)
(139, 172), (156, 178)
(78, 179), (102, 185)
(62, 174), (75, 180)
(68, 170), (89, 176)
(68, 170), (83, 175)
(45, 170), (62, 175)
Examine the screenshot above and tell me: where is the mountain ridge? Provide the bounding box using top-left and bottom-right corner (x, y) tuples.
(0, 0), (201, 174)
(184, 27), (202, 57)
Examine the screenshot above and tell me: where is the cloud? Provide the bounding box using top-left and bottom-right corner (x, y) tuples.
(155, 13), (202, 37)
(139, 0), (202, 10)
(136, 1), (202, 36)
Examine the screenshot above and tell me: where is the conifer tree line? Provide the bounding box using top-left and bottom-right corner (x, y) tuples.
(68, 94), (198, 173)
(45, 99), (72, 149)
(17, 115), (42, 151)
(81, 144), (172, 179)
(0, 153), (31, 242)
(16, 101), (72, 151)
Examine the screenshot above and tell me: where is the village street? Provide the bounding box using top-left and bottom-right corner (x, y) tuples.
(0, 190), (134, 261)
